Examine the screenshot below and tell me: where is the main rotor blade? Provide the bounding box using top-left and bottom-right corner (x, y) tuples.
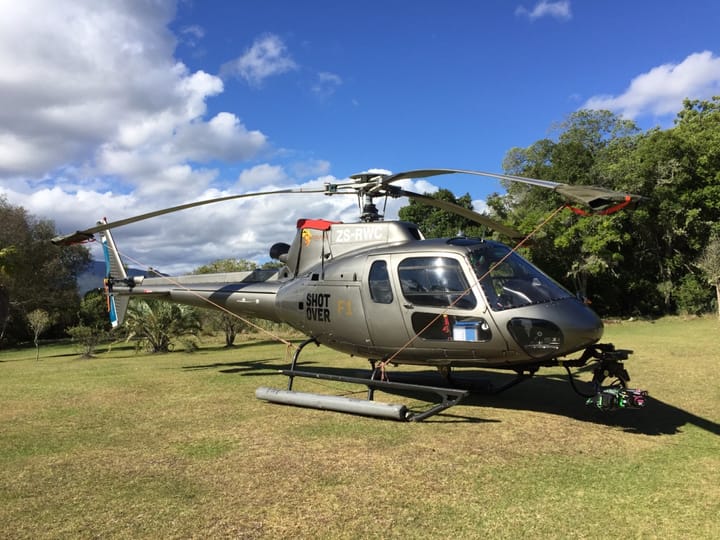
(51, 187), (327, 246)
(381, 168), (644, 212)
(394, 188), (524, 240)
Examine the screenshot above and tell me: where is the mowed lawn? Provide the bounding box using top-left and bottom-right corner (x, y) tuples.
(1, 317), (718, 539)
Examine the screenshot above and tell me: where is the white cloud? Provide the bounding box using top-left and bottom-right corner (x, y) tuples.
(101, 177), (365, 274)
(0, 0), (181, 176)
(237, 164), (289, 187)
(179, 24), (205, 47)
(583, 51), (720, 119)
(311, 72), (343, 99)
(0, 1), (269, 199)
(290, 160), (331, 179)
(0, 0), (283, 272)
(515, 1), (572, 21)
(174, 112), (268, 162)
(472, 199), (489, 214)
(221, 34), (298, 86)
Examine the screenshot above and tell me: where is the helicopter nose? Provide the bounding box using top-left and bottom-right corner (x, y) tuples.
(558, 299), (604, 349)
(506, 299), (604, 359)
(544, 298), (605, 354)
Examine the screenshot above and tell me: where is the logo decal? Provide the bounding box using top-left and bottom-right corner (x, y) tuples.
(302, 229), (313, 246)
(306, 293), (331, 322)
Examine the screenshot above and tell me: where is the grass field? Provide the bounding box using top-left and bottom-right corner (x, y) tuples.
(1, 317), (718, 539)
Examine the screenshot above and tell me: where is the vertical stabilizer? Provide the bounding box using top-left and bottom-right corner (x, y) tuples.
(99, 221), (130, 328)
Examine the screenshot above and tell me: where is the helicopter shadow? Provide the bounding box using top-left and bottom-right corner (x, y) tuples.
(180, 339), (310, 374)
(269, 363), (720, 435)
(453, 369), (720, 436)
(182, 357), (294, 375)
(192, 339), (301, 354)
(181, 358), (719, 435)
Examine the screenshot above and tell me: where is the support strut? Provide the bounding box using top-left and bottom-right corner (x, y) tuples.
(286, 337), (319, 391)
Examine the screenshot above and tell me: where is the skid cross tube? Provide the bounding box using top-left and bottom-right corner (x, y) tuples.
(275, 369), (469, 422)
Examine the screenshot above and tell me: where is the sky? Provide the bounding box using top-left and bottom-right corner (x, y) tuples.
(1, 0), (720, 274)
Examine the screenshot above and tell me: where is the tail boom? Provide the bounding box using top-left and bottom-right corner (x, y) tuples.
(97, 221), (282, 326)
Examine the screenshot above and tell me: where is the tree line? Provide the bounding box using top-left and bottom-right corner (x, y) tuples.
(400, 99), (720, 318)
(0, 211), (287, 351)
(0, 198), (90, 346)
(2, 99), (719, 350)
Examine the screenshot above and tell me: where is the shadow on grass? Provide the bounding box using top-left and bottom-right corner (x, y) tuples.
(465, 370), (720, 436)
(194, 339), (304, 354)
(187, 358), (719, 435)
(442, 370), (719, 436)
(420, 369), (719, 435)
(182, 357), (292, 376)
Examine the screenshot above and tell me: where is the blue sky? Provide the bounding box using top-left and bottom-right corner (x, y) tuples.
(1, 0), (720, 272)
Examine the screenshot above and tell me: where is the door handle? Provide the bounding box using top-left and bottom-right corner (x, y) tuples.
(403, 303), (414, 309)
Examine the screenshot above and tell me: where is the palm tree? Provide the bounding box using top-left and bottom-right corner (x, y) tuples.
(124, 299), (201, 352)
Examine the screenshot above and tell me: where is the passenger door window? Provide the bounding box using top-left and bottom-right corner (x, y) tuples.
(397, 257), (476, 309)
(368, 260), (393, 304)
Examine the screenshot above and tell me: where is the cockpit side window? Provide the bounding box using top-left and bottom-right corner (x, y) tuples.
(368, 260), (393, 304)
(397, 257), (476, 309)
(469, 246), (573, 311)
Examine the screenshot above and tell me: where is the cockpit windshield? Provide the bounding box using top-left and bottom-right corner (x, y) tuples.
(468, 245), (573, 311)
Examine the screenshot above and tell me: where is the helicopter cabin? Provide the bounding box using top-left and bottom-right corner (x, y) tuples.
(271, 219), (596, 365)
(271, 220), (507, 361)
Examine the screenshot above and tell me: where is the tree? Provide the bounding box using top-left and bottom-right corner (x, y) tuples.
(194, 258), (257, 274)
(696, 236), (720, 319)
(494, 102), (720, 316)
(124, 299), (201, 353)
(26, 308), (51, 361)
(398, 189), (490, 239)
(620, 99), (720, 314)
(0, 197), (90, 345)
(67, 325), (104, 359)
(497, 111), (641, 312)
(0, 246), (14, 342)
(67, 290), (112, 358)
(193, 258), (257, 346)
(77, 289), (113, 330)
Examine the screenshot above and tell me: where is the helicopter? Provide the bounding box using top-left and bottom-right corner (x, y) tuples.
(53, 168), (649, 421)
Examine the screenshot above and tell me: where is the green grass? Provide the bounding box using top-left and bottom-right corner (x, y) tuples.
(1, 317), (718, 539)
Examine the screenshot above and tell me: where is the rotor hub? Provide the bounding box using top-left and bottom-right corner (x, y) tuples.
(360, 200), (383, 222)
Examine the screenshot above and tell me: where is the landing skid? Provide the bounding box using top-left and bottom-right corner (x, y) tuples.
(255, 340), (647, 421)
(256, 337), (468, 421)
(258, 369), (468, 421)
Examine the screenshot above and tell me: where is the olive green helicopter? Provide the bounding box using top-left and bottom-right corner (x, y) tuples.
(53, 169), (648, 421)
